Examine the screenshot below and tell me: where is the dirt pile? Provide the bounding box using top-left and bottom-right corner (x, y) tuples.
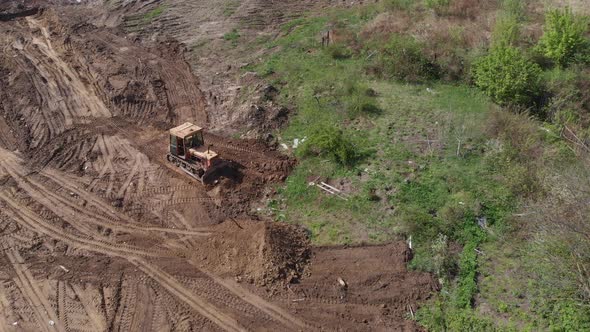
(193, 220), (311, 286)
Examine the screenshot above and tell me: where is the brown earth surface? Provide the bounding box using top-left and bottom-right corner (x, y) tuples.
(0, 2), (436, 331)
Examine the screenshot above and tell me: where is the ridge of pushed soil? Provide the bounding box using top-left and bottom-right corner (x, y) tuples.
(193, 220), (311, 287)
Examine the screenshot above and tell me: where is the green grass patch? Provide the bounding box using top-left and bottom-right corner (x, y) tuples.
(223, 28), (241, 47)
(253, 3), (590, 330)
(223, 0), (240, 17)
(142, 5), (166, 23)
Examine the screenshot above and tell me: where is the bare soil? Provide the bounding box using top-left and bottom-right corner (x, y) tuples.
(0, 2), (436, 331)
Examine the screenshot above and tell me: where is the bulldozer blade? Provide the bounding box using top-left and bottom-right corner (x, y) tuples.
(202, 160), (242, 185)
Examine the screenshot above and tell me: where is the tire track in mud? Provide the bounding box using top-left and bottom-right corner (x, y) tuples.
(56, 281), (69, 332)
(0, 156), (210, 243)
(3, 184), (309, 331)
(6, 248), (64, 332)
(0, 149), (250, 331)
(127, 257), (246, 332)
(0, 193), (171, 258)
(205, 274), (311, 331)
(25, 17), (111, 119)
(71, 284), (109, 332)
(0, 194), (247, 331)
(29, 168), (212, 237)
(36, 164), (211, 235)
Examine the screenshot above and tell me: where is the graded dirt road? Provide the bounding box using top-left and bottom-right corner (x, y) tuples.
(0, 2), (436, 331)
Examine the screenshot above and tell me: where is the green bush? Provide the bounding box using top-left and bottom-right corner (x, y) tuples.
(373, 34), (439, 83)
(326, 43), (352, 60)
(537, 7), (589, 67)
(501, 0), (525, 21)
(492, 14), (520, 48)
(299, 125), (358, 166)
(339, 79), (381, 118)
(223, 29), (240, 41)
(472, 46), (542, 106)
(454, 241), (478, 308)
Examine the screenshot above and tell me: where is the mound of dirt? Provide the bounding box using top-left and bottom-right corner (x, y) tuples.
(193, 220), (311, 286)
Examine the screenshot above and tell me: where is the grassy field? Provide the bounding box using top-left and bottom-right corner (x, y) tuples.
(251, 1), (590, 330)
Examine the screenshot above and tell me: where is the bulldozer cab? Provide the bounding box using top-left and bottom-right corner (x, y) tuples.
(169, 122), (204, 159)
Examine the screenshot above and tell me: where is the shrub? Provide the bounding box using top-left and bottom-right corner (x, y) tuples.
(537, 7), (589, 67)
(471, 46), (542, 106)
(501, 0), (525, 21)
(422, 25), (470, 82)
(299, 125), (358, 166)
(454, 241), (478, 308)
(223, 29), (240, 41)
(373, 34), (439, 83)
(326, 43), (352, 60)
(339, 80), (381, 117)
(492, 14), (520, 48)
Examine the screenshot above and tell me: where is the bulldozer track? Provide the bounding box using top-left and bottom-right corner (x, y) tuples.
(56, 281), (69, 332)
(6, 248), (64, 332)
(201, 271), (313, 331)
(128, 257), (247, 332)
(0, 194), (172, 258)
(0, 196), (252, 332)
(0, 155), (210, 239)
(71, 284), (109, 332)
(101, 184), (197, 201)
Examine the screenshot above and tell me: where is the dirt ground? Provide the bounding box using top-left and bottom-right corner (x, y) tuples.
(0, 2), (436, 331)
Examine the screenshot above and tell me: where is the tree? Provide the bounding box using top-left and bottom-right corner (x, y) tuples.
(299, 125), (357, 166)
(537, 7), (589, 67)
(471, 46), (542, 106)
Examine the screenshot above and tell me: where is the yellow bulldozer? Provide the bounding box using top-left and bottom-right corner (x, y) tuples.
(166, 122), (233, 184)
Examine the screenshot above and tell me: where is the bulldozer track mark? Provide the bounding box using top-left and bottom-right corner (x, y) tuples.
(128, 256), (247, 332)
(0, 170), (246, 332)
(104, 184), (196, 200)
(111, 278), (136, 332)
(2, 159), (210, 237)
(2, 201), (245, 332)
(124, 196), (215, 216)
(56, 281), (70, 332)
(6, 248), (64, 332)
(129, 282), (156, 332)
(0, 194), (172, 258)
(37, 187), (209, 236)
(71, 284), (109, 332)
(204, 273), (312, 331)
(0, 281), (15, 332)
(26, 17), (112, 119)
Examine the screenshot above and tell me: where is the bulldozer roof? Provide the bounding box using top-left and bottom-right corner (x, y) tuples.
(170, 122), (202, 139)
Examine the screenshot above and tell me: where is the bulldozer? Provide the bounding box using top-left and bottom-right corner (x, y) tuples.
(166, 122), (228, 184)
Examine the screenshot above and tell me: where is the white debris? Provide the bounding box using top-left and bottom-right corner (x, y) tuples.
(59, 265), (69, 273)
(292, 137), (306, 149)
(12, 321), (18, 326)
(49, 320), (55, 326)
(280, 143), (289, 150)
